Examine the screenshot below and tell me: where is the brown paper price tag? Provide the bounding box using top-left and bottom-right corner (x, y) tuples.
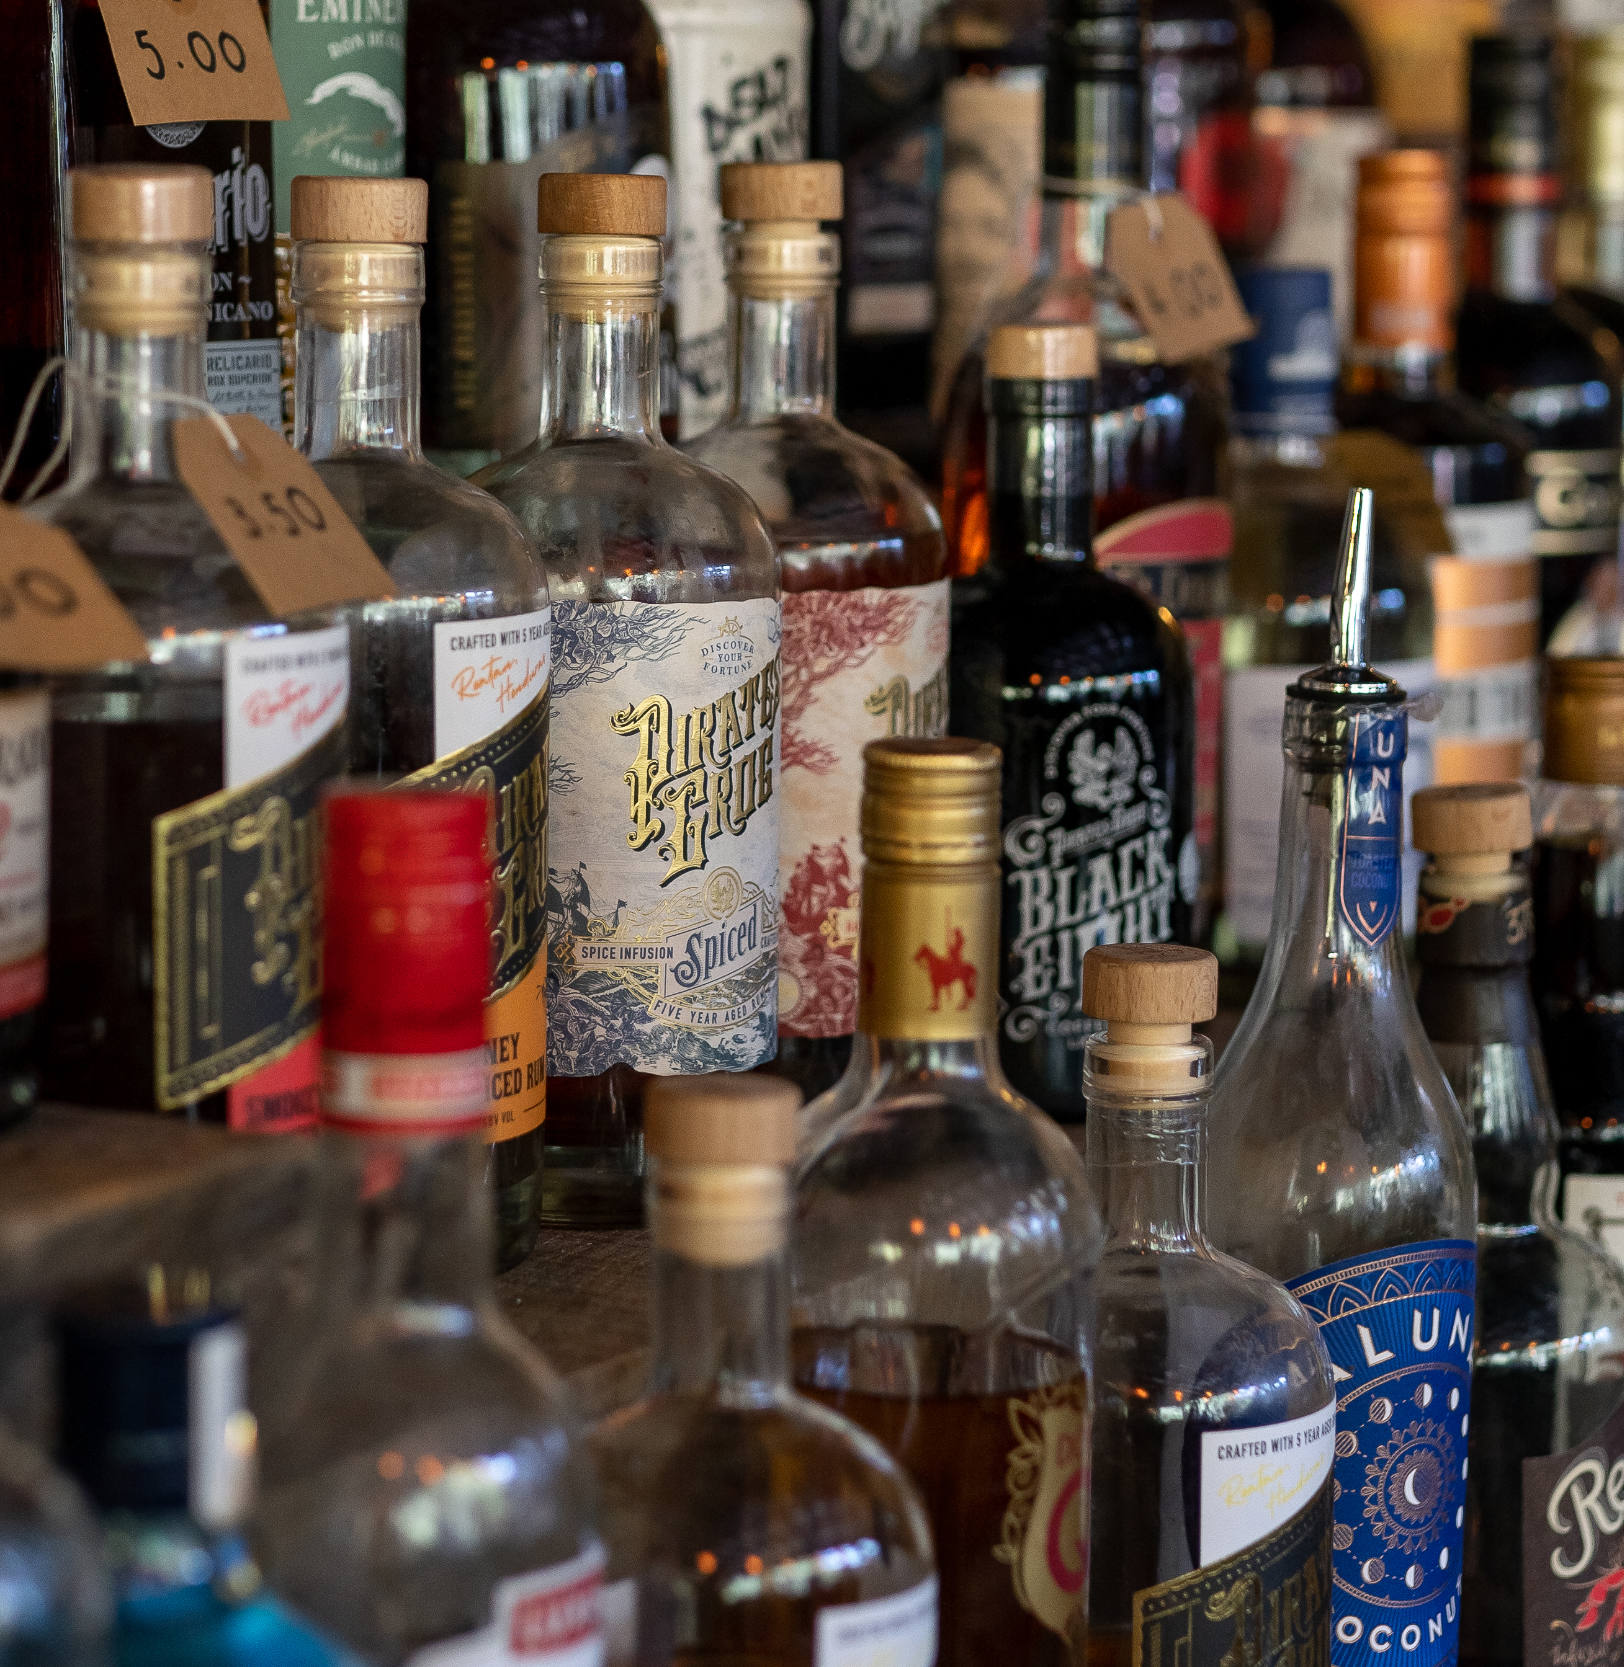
(173, 415), (397, 617)
(98, 0), (289, 126)
(0, 505), (151, 671)
(1105, 193), (1254, 364)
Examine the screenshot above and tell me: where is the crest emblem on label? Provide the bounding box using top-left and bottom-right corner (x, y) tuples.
(1337, 709), (1406, 949)
(998, 1379), (1088, 1640)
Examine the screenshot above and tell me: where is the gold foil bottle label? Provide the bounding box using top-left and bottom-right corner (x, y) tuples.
(856, 863), (999, 1040)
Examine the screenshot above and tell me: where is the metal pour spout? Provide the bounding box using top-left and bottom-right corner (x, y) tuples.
(1330, 487), (1373, 672)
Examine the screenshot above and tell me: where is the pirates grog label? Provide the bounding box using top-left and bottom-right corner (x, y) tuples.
(547, 597), (780, 1076)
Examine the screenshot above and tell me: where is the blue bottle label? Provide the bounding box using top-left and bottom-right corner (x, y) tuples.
(1337, 709), (1406, 948)
(1286, 1239), (1475, 1667)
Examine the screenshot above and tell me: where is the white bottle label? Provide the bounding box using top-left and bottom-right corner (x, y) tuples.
(0, 688), (48, 1020)
(407, 1546), (606, 1667)
(814, 1577), (938, 1667)
(224, 624), (350, 788)
(1199, 1404), (1336, 1564)
(779, 578), (948, 1039)
(1563, 1175), (1624, 1270)
(188, 1320), (252, 1532)
(433, 608), (552, 759)
(548, 597), (780, 1076)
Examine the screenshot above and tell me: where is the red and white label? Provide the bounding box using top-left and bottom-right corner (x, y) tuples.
(321, 1049), (490, 1138)
(1093, 498), (1232, 569)
(407, 1545), (606, 1667)
(433, 608), (551, 759)
(0, 689), (48, 1022)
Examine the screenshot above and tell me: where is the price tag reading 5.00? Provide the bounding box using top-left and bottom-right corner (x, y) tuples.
(98, 0), (289, 126)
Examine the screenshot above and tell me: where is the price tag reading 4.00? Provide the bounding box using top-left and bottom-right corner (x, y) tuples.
(98, 0), (289, 126)
(1105, 193), (1254, 365)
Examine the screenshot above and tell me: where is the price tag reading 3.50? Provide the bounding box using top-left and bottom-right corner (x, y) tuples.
(98, 0), (289, 126)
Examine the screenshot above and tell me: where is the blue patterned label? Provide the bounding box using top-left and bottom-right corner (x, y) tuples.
(1337, 709), (1406, 948)
(1286, 1240), (1475, 1667)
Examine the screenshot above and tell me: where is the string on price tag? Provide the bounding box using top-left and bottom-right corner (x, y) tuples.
(97, 0), (289, 126)
(1105, 193), (1254, 364)
(173, 415), (397, 617)
(0, 505), (151, 671)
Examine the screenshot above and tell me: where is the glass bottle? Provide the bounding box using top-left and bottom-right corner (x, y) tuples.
(405, 0), (668, 473)
(1207, 489), (1478, 1667)
(1081, 941), (1335, 1667)
(55, 1275), (350, 1667)
(792, 737), (1103, 1667)
(687, 161), (949, 1104)
(257, 789), (603, 1663)
(1561, 30), (1624, 356)
(949, 321), (1195, 1124)
(1222, 262), (1437, 977)
(477, 173), (781, 1229)
(290, 174), (550, 1271)
(1410, 782), (1624, 1667)
(1531, 655), (1624, 1251)
(1337, 149), (1537, 789)
(938, 0), (1230, 922)
(1455, 33), (1624, 647)
(592, 1073), (937, 1667)
(29, 165), (349, 1126)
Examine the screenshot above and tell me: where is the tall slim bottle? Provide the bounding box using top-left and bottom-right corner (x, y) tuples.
(478, 173), (781, 1227)
(30, 166), (349, 1126)
(1410, 782), (1624, 1667)
(950, 321), (1195, 1123)
(1207, 489), (1478, 1667)
(290, 175), (550, 1270)
(793, 737), (1103, 1667)
(1456, 34), (1624, 645)
(687, 162), (948, 1103)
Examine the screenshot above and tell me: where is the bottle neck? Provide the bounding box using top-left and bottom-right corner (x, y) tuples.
(1574, 204), (1624, 297)
(1085, 1092), (1206, 1252)
(295, 298), (423, 461)
(986, 378), (1094, 564)
(1043, 40), (1144, 201)
(67, 322), (204, 487)
(727, 282), (837, 423)
(540, 295), (663, 444)
(1464, 196), (1560, 302)
(1341, 341), (1452, 401)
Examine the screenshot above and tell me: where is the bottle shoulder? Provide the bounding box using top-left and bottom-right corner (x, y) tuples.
(1456, 291), (1623, 433)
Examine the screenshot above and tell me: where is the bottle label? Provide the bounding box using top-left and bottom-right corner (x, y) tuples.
(1000, 699), (1195, 1065)
(1131, 1486), (1333, 1667)
(815, 1576), (939, 1667)
(547, 598), (779, 1077)
(857, 861), (997, 1041)
(1337, 709), (1407, 949)
(779, 578), (948, 1040)
(152, 625), (349, 1123)
(652, 0), (811, 436)
(1199, 1403), (1337, 1564)
(0, 689), (49, 1022)
(1522, 1395), (1624, 1667)
(321, 1048), (490, 1137)
(406, 1544), (606, 1667)
(1285, 1239), (1476, 1667)
(412, 610), (552, 1143)
(1525, 449), (1623, 560)
(1562, 1177), (1624, 1270)
(188, 1319), (253, 1531)
(998, 1377), (1089, 1639)
(1415, 886), (1532, 968)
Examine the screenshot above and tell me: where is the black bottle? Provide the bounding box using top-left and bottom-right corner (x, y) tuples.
(1455, 34), (1624, 644)
(949, 322), (1196, 1124)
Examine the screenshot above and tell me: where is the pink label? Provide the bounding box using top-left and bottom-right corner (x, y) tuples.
(779, 580), (949, 1039)
(1092, 498), (1232, 566)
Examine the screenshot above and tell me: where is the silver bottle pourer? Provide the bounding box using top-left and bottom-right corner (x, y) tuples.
(1292, 486), (1405, 705)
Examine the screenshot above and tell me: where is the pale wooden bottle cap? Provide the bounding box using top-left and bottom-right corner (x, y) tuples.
(1083, 944), (1218, 1025)
(291, 176), (428, 244)
(721, 161), (843, 223)
(644, 1074), (800, 1168)
(537, 172), (666, 237)
(986, 323), (1099, 382)
(71, 165), (212, 243)
(1411, 782), (1532, 856)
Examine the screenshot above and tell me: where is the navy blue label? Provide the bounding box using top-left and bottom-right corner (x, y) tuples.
(1287, 1240), (1476, 1667)
(1337, 709), (1406, 948)
(1230, 266), (1337, 436)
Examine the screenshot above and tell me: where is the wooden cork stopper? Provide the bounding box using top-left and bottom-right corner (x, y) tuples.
(1083, 944), (1218, 1025)
(291, 176), (428, 244)
(537, 172), (666, 237)
(644, 1074), (800, 1169)
(71, 165), (212, 243)
(986, 323), (1099, 382)
(1411, 782), (1532, 856)
(721, 161), (843, 223)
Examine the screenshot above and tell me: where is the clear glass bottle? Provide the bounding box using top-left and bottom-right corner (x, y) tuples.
(686, 161), (948, 1104)
(55, 1274), (350, 1667)
(1410, 782), (1624, 1667)
(290, 174), (550, 1271)
(257, 790), (603, 1662)
(29, 165), (349, 1127)
(792, 737), (1102, 1667)
(1081, 941), (1335, 1667)
(592, 1073), (937, 1667)
(1206, 489), (1478, 1667)
(477, 172), (781, 1228)
(949, 321), (1195, 1125)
